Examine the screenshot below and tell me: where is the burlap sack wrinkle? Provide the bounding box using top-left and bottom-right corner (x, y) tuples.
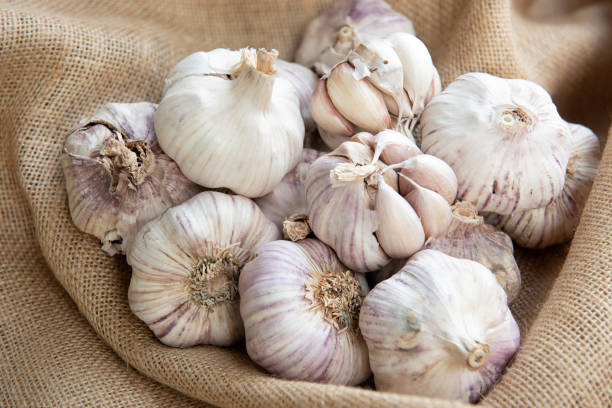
(1, 1), (610, 407)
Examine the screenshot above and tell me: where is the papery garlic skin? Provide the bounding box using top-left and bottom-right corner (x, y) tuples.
(426, 201), (521, 303)
(421, 73), (572, 214)
(62, 102), (201, 255)
(155, 48), (304, 198)
(128, 191), (280, 347)
(360, 249), (520, 402)
(255, 148), (323, 238)
(240, 238), (370, 385)
(485, 123), (601, 248)
(296, 0), (414, 70)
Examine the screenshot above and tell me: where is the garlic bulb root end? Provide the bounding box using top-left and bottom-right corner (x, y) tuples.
(282, 213), (311, 241)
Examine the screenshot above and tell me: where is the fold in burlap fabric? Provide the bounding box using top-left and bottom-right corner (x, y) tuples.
(1, 0), (610, 406)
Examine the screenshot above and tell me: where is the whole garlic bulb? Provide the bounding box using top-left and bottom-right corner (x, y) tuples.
(239, 238), (370, 385)
(62, 102), (201, 255)
(155, 48), (304, 198)
(128, 191), (280, 347)
(485, 123), (601, 248)
(426, 201), (521, 303)
(255, 148), (323, 241)
(360, 249), (520, 402)
(310, 34), (440, 149)
(296, 0), (414, 71)
(306, 132), (455, 272)
(421, 72), (572, 214)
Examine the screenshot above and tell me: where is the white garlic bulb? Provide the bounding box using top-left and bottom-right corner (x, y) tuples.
(155, 48), (304, 198)
(255, 148), (323, 241)
(360, 249), (520, 402)
(62, 102), (201, 255)
(421, 73), (572, 214)
(310, 34), (440, 149)
(296, 0), (414, 71)
(128, 191), (280, 347)
(306, 133), (456, 272)
(426, 201), (521, 303)
(240, 238), (370, 385)
(485, 123), (601, 248)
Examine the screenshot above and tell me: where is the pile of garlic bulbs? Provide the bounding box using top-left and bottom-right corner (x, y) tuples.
(61, 0), (601, 403)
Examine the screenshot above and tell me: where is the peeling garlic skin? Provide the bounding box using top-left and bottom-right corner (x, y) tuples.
(240, 238), (371, 385)
(421, 73), (572, 215)
(485, 123), (601, 248)
(127, 191), (280, 348)
(62, 102), (201, 255)
(360, 250), (520, 402)
(255, 148), (323, 229)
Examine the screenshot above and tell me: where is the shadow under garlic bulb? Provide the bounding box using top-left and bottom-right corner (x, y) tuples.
(239, 239), (370, 385)
(62, 102), (201, 255)
(360, 250), (520, 402)
(127, 191), (280, 347)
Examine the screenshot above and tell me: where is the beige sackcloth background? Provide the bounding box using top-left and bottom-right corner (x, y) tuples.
(1, 0), (610, 406)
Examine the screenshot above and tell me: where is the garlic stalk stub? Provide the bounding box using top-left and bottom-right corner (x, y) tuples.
(421, 72), (572, 214)
(62, 102), (201, 255)
(240, 238), (370, 385)
(426, 201), (521, 303)
(128, 191), (280, 347)
(155, 48), (304, 198)
(360, 249), (520, 402)
(296, 0), (414, 71)
(485, 122), (601, 248)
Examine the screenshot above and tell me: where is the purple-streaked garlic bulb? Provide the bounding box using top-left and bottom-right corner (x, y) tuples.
(62, 102), (201, 255)
(239, 238), (370, 385)
(296, 0), (414, 73)
(305, 131), (456, 272)
(255, 148), (323, 241)
(310, 33), (440, 149)
(485, 122), (601, 248)
(426, 201), (521, 303)
(360, 249), (520, 402)
(127, 191), (280, 347)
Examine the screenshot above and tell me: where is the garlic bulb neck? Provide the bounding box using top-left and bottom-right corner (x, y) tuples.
(100, 132), (156, 192)
(467, 343), (491, 370)
(451, 201), (482, 224)
(186, 244), (249, 307)
(282, 213), (311, 241)
(498, 106), (534, 130)
(306, 269), (364, 333)
(335, 24), (356, 53)
(234, 49), (279, 108)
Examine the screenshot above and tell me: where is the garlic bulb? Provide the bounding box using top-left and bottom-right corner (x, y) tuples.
(310, 34), (440, 149)
(296, 0), (414, 71)
(128, 191), (280, 347)
(239, 238), (370, 385)
(360, 249), (520, 402)
(426, 201), (521, 303)
(155, 48), (304, 197)
(485, 123), (601, 248)
(255, 148), (323, 241)
(421, 72), (572, 214)
(62, 102), (201, 255)
(306, 134), (455, 272)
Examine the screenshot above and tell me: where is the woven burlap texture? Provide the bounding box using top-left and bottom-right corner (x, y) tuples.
(0, 0), (610, 407)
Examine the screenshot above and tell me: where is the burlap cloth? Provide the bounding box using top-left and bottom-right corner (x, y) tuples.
(1, 0), (610, 406)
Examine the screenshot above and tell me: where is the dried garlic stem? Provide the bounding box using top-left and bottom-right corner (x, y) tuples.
(282, 213), (311, 241)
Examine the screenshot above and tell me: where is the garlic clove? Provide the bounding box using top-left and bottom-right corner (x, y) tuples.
(62, 102), (202, 255)
(310, 79), (355, 144)
(360, 249), (520, 402)
(375, 175), (425, 258)
(485, 122), (601, 248)
(326, 62), (391, 133)
(371, 129), (421, 165)
(386, 32), (439, 118)
(382, 89), (413, 120)
(426, 201), (521, 302)
(127, 191), (280, 348)
(396, 154), (458, 204)
(421, 72), (572, 214)
(240, 238), (370, 385)
(402, 176), (452, 239)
